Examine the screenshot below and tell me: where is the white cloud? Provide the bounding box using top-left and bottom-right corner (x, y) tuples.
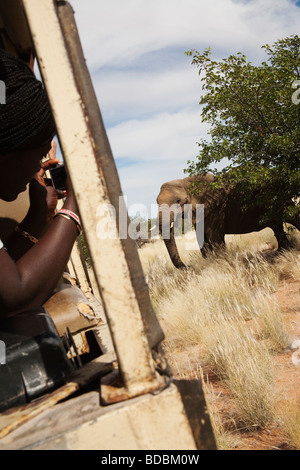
(107, 110), (204, 161)
(118, 158), (188, 217)
(68, 0), (300, 214)
(71, 0), (300, 69)
(107, 110), (210, 212)
(93, 65), (201, 124)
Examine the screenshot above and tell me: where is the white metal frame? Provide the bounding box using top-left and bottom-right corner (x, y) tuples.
(22, 0), (164, 399)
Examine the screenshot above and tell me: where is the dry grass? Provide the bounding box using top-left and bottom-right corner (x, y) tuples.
(210, 324), (275, 429)
(200, 370), (241, 450)
(274, 249), (300, 281)
(139, 233), (300, 443)
(279, 400), (300, 449)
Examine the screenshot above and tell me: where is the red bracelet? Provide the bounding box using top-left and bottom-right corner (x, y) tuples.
(54, 209), (82, 235)
(57, 209), (81, 225)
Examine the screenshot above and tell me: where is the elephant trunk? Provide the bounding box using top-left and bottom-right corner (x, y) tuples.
(158, 207), (186, 269)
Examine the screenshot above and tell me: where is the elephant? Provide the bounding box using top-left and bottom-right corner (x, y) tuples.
(156, 173), (300, 269)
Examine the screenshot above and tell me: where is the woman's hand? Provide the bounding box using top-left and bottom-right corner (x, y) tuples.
(4, 140), (78, 263)
(28, 139), (66, 225)
(62, 174), (78, 213)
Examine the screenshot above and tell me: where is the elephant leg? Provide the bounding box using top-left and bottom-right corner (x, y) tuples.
(194, 221), (213, 258)
(201, 239), (226, 257)
(200, 223), (225, 258)
(275, 224), (292, 251)
(199, 210), (226, 258)
(200, 237), (214, 258)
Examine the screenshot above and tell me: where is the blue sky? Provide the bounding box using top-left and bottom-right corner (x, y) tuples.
(69, 0), (300, 216)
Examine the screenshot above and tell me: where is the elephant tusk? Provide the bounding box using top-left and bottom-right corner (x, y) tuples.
(149, 225), (156, 231)
(170, 221), (174, 229)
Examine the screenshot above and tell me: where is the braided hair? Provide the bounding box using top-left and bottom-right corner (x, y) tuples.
(0, 48), (56, 153)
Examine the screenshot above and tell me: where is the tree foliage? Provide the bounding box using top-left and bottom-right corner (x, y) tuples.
(185, 35), (300, 228)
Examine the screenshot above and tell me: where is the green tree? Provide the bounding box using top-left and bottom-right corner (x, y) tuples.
(185, 35), (300, 231)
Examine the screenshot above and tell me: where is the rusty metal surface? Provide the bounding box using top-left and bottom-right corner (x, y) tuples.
(99, 370), (166, 406)
(72, 331), (90, 356)
(55, 0), (165, 351)
(0, 383), (216, 450)
(44, 281), (102, 336)
(21, 0), (164, 400)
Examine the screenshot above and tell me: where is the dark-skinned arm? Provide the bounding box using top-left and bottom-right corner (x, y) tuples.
(0, 194), (79, 317)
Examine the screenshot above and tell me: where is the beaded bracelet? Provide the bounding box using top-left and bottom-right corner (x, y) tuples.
(54, 209), (82, 235)
(14, 226), (39, 244)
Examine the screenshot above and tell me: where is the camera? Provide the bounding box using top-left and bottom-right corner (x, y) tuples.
(49, 163), (67, 191)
